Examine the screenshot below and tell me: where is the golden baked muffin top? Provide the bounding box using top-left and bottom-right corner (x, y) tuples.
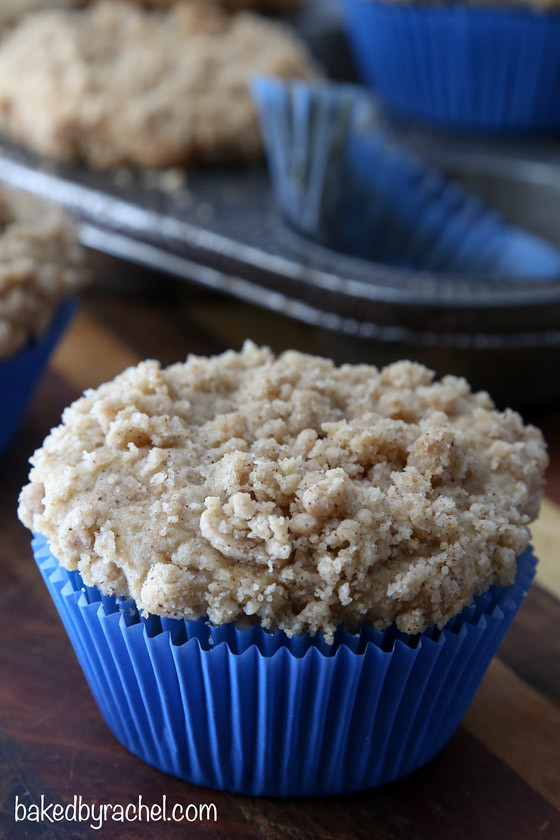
(0, 0), (318, 169)
(19, 343), (547, 642)
(0, 189), (84, 360)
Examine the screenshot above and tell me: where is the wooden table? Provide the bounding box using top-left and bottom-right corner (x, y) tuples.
(1, 277), (559, 840)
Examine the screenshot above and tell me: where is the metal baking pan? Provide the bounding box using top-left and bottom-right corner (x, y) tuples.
(0, 0), (558, 408)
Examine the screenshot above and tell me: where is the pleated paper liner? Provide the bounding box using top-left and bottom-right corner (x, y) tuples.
(34, 535), (536, 797)
(0, 298), (76, 458)
(341, 0), (560, 133)
(252, 77), (560, 279)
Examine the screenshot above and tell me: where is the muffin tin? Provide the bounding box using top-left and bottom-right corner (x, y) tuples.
(0, 0), (558, 407)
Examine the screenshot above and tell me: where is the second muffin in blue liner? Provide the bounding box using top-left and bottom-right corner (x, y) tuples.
(340, 0), (560, 133)
(252, 77), (560, 278)
(0, 187), (85, 458)
(0, 298), (76, 457)
(33, 535), (536, 797)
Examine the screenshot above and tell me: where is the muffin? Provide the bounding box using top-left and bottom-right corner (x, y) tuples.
(341, 0), (560, 132)
(19, 343), (547, 795)
(0, 1), (319, 170)
(0, 188), (84, 456)
(103, 0), (301, 11)
(0, 0), (85, 34)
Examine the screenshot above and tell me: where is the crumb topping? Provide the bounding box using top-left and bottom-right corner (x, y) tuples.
(109, 0), (300, 10)
(0, 1), (83, 34)
(19, 342), (547, 641)
(0, 0), (318, 169)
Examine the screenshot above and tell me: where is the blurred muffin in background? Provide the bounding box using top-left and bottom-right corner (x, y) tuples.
(108, 0), (301, 10)
(0, 0), (84, 33)
(0, 0), (319, 169)
(0, 189), (85, 455)
(0, 190), (83, 360)
(341, 0), (560, 133)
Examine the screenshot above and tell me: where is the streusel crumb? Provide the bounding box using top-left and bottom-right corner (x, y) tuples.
(0, 1), (318, 169)
(109, 0), (300, 11)
(0, 189), (84, 360)
(19, 343), (547, 641)
(0, 1), (84, 34)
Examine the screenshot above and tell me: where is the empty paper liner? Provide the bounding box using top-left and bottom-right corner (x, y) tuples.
(252, 78), (560, 279)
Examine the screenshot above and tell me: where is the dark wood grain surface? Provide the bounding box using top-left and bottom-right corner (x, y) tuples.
(1, 278), (559, 840)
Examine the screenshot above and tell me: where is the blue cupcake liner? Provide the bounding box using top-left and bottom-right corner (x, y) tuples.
(341, 0), (560, 133)
(252, 77), (560, 279)
(33, 534), (536, 796)
(0, 298), (76, 458)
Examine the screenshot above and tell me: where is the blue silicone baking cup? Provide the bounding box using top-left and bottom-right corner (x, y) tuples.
(0, 298), (76, 458)
(33, 534), (536, 796)
(252, 77), (560, 277)
(341, 0), (560, 133)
